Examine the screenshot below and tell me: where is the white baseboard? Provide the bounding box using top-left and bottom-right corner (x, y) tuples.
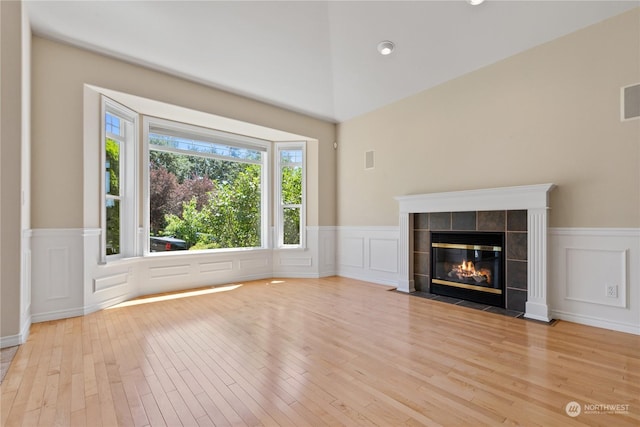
(31, 306), (86, 323)
(551, 309), (640, 335)
(82, 293), (136, 316)
(336, 271), (398, 288)
(0, 334), (22, 349)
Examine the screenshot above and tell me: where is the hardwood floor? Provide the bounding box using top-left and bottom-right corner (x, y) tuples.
(1, 276), (639, 426)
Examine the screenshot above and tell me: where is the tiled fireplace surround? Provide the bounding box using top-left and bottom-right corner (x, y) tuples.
(396, 184), (556, 322)
(413, 210), (528, 312)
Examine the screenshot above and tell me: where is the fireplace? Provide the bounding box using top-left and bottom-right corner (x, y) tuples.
(395, 183), (556, 321)
(430, 231), (505, 307)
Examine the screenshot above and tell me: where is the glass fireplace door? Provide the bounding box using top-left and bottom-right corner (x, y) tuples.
(430, 232), (505, 307)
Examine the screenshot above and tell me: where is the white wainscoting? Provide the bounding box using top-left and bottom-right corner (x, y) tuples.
(272, 226), (336, 278)
(81, 228), (136, 316)
(23, 226), (640, 336)
(31, 229), (86, 322)
(549, 228), (640, 335)
(0, 229), (32, 348)
(20, 229), (32, 345)
(27, 226), (337, 324)
(336, 226), (400, 286)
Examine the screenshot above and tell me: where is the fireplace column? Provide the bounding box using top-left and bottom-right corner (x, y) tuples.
(397, 212), (415, 293)
(525, 207), (551, 322)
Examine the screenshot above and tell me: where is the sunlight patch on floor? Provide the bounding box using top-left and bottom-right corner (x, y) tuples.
(108, 284), (243, 309)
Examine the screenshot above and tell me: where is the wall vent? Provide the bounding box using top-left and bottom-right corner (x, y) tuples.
(365, 150), (375, 169)
(622, 83), (640, 121)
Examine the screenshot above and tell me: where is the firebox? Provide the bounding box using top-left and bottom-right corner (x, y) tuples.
(430, 231), (505, 307)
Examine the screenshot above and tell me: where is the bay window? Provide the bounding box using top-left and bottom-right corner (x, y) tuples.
(100, 96), (307, 258)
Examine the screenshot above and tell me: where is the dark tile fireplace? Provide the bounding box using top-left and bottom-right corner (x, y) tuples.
(414, 210), (528, 312)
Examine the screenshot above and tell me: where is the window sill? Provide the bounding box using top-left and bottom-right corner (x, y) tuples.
(145, 246), (271, 257)
(100, 255), (143, 266)
(275, 245), (307, 251)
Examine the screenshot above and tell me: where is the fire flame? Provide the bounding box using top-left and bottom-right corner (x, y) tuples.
(450, 260), (492, 284)
(461, 260), (474, 273)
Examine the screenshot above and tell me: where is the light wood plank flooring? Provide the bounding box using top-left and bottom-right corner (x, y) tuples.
(1, 277), (639, 426)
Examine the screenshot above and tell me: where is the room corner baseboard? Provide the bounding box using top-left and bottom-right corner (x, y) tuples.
(0, 334), (22, 349)
(0, 316), (32, 348)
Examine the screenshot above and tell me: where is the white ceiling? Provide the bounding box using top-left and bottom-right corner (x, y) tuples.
(25, 0), (639, 123)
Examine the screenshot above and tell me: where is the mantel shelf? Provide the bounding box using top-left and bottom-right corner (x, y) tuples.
(395, 183), (556, 214)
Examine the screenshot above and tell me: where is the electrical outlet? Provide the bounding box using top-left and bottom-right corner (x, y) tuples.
(606, 285), (618, 298)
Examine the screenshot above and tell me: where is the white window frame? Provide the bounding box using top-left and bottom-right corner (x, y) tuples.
(275, 142), (306, 249)
(142, 116), (271, 254)
(100, 97), (139, 262)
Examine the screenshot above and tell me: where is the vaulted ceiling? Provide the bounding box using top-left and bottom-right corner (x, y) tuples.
(25, 0), (639, 123)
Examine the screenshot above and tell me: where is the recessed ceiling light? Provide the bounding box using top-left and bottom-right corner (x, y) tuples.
(377, 40), (395, 56)
(467, 0), (485, 5)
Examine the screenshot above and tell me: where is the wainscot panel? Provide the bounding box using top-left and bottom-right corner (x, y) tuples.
(549, 228), (639, 335)
(336, 226), (399, 286)
(31, 229), (85, 322)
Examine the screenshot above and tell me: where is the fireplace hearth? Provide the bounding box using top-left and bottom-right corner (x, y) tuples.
(431, 231), (505, 307)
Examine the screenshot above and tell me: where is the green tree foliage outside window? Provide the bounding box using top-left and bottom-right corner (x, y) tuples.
(105, 138), (120, 255)
(282, 165), (302, 204)
(105, 200), (120, 255)
(163, 163), (261, 249)
(106, 138), (120, 195)
(282, 165), (302, 245)
(150, 142), (263, 250)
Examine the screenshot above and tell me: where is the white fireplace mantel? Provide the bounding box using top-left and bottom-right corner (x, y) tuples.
(395, 183), (556, 322)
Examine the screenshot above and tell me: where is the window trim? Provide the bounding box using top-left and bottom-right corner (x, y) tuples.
(143, 116), (271, 254)
(275, 142), (306, 249)
(100, 97), (139, 262)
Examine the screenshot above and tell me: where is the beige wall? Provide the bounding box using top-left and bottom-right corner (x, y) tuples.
(31, 36), (337, 229)
(337, 8), (640, 228)
(1, 0), (25, 339)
